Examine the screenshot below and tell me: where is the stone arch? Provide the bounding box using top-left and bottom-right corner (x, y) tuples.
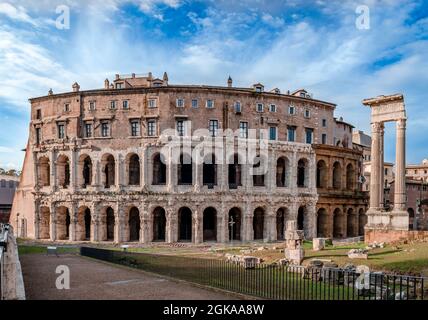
(39, 206), (50, 239)
(203, 153), (217, 186)
(56, 206), (70, 240)
(178, 153), (192, 185)
(252, 154), (266, 187)
(127, 153), (140, 186)
(99, 207), (115, 241)
(277, 157), (291, 187)
(316, 160), (327, 188)
(333, 208), (345, 238)
(317, 208), (329, 238)
(228, 153), (242, 189)
(408, 208), (415, 230)
(56, 155), (70, 188)
(128, 207), (141, 242)
(346, 208), (358, 237)
(276, 207), (289, 240)
(203, 207), (217, 241)
(358, 208), (367, 236)
(101, 154), (115, 188)
(178, 207), (192, 241)
(346, 163), (355, 191)
(38, 156), (50, 187)
(297, 206), (305, 231)
(78, 154), (92, 188)
(297, 158), (308, 188)
(152, 207), (166, 241)
(332, 162), (342, 189)
(152, 153), (166, 185)
(228, 207), (242, 241)
(77, 206), (91, 241)
(253, 207), (265, 240)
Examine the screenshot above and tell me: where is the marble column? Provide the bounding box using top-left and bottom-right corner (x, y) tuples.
(369, 122), (384, 211)
(394, 119), (407, 212)
(379, 124), (385, 208)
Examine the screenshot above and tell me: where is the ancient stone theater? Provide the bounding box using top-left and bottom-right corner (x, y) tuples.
(10, 72), (368, 243)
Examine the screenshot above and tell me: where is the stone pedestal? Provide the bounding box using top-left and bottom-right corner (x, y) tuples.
(313, 238), (325, 251)
(284, 220), (305, 265)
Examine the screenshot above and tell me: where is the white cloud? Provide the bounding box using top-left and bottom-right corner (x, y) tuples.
(261, 13), (285, 28)
(0, 146), (14, 153)
(0, 2), (37, 25)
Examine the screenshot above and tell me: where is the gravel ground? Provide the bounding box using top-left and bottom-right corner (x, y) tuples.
(20, 253), (239, 300)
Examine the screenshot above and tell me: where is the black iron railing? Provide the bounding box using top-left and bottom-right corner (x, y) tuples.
(0, 224), (11, 300)
(80, 247), (428, 300)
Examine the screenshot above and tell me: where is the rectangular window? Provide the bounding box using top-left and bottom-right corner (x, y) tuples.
(235, 101), (241, 113)
(148, 99), (157, 108)
(116, 83), (123, 89)
(101, 122), (110, 137)
(147, 120), (156, 136)
(269, 127), (277, 140)
(176, 98), (184, 108)
(110, 101), (116, 109)
(64, 103), (70, 112)
(57, 123), (65, 139)
(131, 120), (140, 137)
(322, 133), (327, 144)
(176, 120), (185, 136)
(191, 99), (198, 108)
(84, 122), (92, 138)
(206, 99), (214, 108)
(289, 105), (295, 115)
(239, 121), (248, 138)
(209, 120), (219, 137)
(36, 109), (41, 120)
(269, 104), (277, 112)
(305, 128), (314, 144)
(256, 103), (264, 112)
(123, 100), (129, 109)
(35, 128), (41, 145)
(287, 126), (296, 142)
(304, 109), (311, 118)
(322, 119), (327, 127)
(89, 101), (96, 111)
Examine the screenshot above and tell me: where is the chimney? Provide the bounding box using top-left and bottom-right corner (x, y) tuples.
(148, 72), (153, 81)
(115, 74), (120, 80)
(132, 73), (136, 78)
(227, 76), (232, 88)
(110, 84), (114, 89)
(48, 88), (53, 95)
(72, 82), (80, 92)
(104, 78), (110, 89)
(163, 72), (169, 85)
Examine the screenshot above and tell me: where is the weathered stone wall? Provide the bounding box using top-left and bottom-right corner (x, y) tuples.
(365, 229), (428, 244)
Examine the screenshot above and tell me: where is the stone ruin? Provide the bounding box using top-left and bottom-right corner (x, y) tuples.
(312, 238), (325, 251)
(284, 220), (305, 265)
(225, 253), (262, 269)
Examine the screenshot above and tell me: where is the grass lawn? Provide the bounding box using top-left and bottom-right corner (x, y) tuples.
(18, 244), (79, 255)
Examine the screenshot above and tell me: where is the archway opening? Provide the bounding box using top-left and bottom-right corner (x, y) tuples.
(153, 207), (166, 241)
(106, 207), (115, 241)
(79, 155), (92, 188)
(203, 154), (217, 186)
(228, 154), (241, 189)
(178, 153), (192, 185)
(84, 208), (91, 240)
(333, 208), (344, 238)
(38, 157), (50, 187)
(316, 160), (327, 188)
(57, 155), (70, 188)
(128, 154), (140, 186)
(277, 157), (290, 187)
(346, 164), (355, 190)
(102, 154), (115, 188)
(347, 208), (357, 237)
(252, 155), (265, 187)
(129, 207), (140, 242)
(152, 153), (166, 185)
(178, 207), (192, 241)
(297, 159), (307, 188)
(39, 206), (50, 239)
(358, 209), (367, 236)
(317, 208), (328, 238)
(228, 207), (241, 241)
(253, 207), (265, 240)
(297, 207), (305, 231)
(333, 162), (342, 190)
(276, 208), (286, 240)
(56, 206), (70, 240)
(203, 207), (217, 241)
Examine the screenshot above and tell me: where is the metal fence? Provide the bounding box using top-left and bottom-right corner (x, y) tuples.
(80, 247), (428, 300)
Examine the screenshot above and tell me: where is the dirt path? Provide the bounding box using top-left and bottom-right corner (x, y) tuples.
(20, 253), (238, 300)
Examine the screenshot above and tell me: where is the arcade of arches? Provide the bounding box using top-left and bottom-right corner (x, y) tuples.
(35, 203), (321, 243)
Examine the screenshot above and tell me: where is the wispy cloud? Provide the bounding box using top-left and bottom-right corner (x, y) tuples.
(0, 2), (37, 25)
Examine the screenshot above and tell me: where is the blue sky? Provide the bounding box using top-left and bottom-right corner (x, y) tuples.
(0, 0), (427, 170)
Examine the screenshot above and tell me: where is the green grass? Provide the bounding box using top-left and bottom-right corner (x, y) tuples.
(18, 245), (79, 255)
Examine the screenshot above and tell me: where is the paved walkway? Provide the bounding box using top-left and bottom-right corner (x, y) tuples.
(20, 254), (238, 300)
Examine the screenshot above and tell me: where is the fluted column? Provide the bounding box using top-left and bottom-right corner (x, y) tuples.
(394, 119), (406, 212)
(369, 122), (384, 210)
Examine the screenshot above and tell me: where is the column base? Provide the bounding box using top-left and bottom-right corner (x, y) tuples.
(365, 208), (409, 231)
